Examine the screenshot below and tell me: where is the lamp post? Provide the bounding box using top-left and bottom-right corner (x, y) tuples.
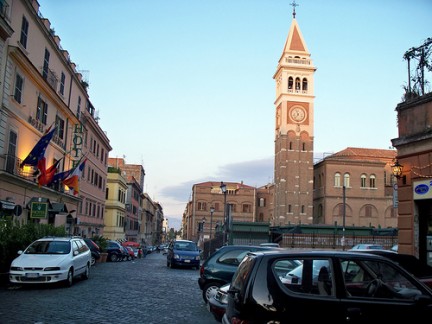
(209, 206), (215, 257)
(220, 182), (227, 245)
(391, 159), (403, 179)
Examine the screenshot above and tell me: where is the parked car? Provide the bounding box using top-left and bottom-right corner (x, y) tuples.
(120, 246), (132, 261)
(356, 249), (432, 288)
(9, 236), (91, 287)
(208, 283), (230, 322)
(166, 239), (200, 270)
(83, 238), (101, 266)
(106, 240), (124, 262)
(260, 242), (280, 247)
(349, 243), (387, 251)
(222, 250), (432, 323)
(125, 246), (135, 260)
(198, 245), (283, 303)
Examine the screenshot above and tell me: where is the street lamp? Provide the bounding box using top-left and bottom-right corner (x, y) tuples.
(209, 206), (215, 257)
(391, 159), (403, 179)
(220, 182), (227, 245)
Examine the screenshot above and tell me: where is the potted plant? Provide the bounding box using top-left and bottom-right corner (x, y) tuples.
(92, 235), (108, 262)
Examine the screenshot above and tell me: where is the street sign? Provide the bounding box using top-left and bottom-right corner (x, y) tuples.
(30, 202), (48, 219)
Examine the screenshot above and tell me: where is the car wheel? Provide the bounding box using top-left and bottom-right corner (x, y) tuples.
(90, 255), (96, 266)
(81, 264), (90, 280)
(64, 268), (73, 287)
(203, 282), (221, 303)
(109, 254), (118, 262)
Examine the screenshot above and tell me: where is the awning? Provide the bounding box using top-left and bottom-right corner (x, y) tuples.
(0, 200), (15, 210)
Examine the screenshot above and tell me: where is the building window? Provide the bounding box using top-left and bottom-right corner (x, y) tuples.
(14, 73), (24, 104)
(36, 96), (48, 125)
(214, 202), (220, 211)
(42, 49), (50, 80)
(55, 115), (65, 140)
(77, 96), (81, 119)
(289, 142), (293, 150)
(197, 202), (207, 211)
(365, 205), (372, 217)
(334, 173), (341, 187)
(369, 175), (376, 188)
(288, 76), (293, 90)
(59, 72), (66, 95)
(301, 205), (305, 213)
(295, 77), (301, 91)
(360, 174), (367, 188)
(19, 16), (29, 48)
(302, 78), (308, 91)
(288, 204), (292, 213)
(242, 204), (251, 213)
(6, 130), (17, 173)
(302, 143), (306, 151)
(259, 198), (266, 207)
(344, 173), (350, 187)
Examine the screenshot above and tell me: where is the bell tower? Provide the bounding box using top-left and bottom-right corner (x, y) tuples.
(273, 3), (316, 226)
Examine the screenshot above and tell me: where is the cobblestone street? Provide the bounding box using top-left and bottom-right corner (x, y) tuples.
(0, 252), (218, 324)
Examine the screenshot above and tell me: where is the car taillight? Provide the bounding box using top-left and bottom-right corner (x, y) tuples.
(231, 317), (250, 324)
(199, 265), (204, 276)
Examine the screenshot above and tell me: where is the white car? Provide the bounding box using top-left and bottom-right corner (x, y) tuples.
(9, 236), (91, 287)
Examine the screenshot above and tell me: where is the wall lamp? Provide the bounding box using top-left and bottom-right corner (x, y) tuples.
(391, 159), (403, 179)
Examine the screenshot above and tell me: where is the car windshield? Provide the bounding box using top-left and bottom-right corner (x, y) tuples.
(174, 242), (198, 251)
(25, 241), (71, 254)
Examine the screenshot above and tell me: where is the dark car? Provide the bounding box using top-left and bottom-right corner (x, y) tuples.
(83, 238), (101, 266)
(358, 249), (432, 288)
(208, 283), (230, 322)
(198, 245), (283, 303)
(106, 240), (124, 262)
(222, 250), (432, 323)
(166, 239), (200, 270)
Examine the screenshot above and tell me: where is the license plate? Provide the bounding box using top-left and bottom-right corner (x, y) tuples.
(26, 273), (39, 278)
(184, 260), (190, 263)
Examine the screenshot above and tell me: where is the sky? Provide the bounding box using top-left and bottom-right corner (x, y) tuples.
(38, 0), (432, 230)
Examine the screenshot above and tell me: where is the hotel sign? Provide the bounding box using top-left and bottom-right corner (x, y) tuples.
(30, 202), (48, 219)
(413, 180), (432, 200)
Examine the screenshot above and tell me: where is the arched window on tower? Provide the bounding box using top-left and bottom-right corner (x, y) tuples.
(302, 143), (306, 151)
(302, 78), (308, 92)
(288, 77), (293, 90)
(295, 77), (301, 91)
(289, 142), (292, 150)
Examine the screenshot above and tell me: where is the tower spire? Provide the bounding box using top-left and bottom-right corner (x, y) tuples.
(291, 1), (299, 19)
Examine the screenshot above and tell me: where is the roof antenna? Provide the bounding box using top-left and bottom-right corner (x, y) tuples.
(291, 0), (299, 19)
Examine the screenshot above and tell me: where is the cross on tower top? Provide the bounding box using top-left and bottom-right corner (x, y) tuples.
(291, 1), (299, 19)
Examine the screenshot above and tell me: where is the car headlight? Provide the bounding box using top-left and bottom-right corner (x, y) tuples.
(45, 267), (61, 271)
(195, 256), (200, 260)
(10, 266), (23, 271)
(174, 254), (180, 259)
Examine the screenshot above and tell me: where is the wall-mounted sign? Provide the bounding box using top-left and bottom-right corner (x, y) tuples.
(30, 202), (48, 218)
(413, 180), (432, 200)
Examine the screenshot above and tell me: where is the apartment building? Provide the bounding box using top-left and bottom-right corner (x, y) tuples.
(0, 0), (111, 236)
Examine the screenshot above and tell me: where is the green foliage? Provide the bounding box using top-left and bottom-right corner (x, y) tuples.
(91, 235), (108, 252)
(0, 220), (67, 277)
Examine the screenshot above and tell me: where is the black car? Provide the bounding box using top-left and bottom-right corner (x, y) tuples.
(83, 238), (101, 266)
(106, 240), (124, 262)
(222, 250), (432, 323)
(198, 245), (282, 303)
